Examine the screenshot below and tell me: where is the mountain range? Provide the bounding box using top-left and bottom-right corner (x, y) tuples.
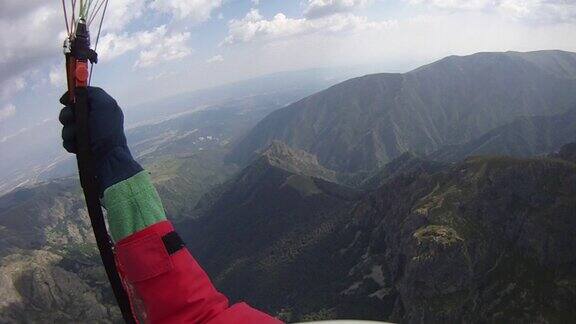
(229, 50), (576, 172)
(431, 107), (576, 162)
(0, 65), (372, 196)
(1, 50), (576, 323)
(185, 141), (576, 322)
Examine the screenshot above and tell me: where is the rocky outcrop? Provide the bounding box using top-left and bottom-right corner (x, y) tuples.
(342, 155), (576, 322)
(0, 180), (121, 323)
(260, 140), (338, 182)
(0, 179), (94, 253)
(0, 250), (121, 323)
(189, 146), (576, 322)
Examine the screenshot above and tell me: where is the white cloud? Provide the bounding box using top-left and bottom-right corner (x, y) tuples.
(0, 2), (61, 89)
(305, 0), (373, 18)
(98, 28), (163, 62)
(0, 77), (26, 101)
(135, 31), (192, 68)
(222, 9), (394, 45)
(97, 25), (192, 68)
(49, 65), (65, 87)
(0, 0), (146, 108)
(223, 10), (307, 45)
(0, 104), (16, 122)
(207, 54), (224, 64)
(406, 0), (492, 10)
(149, 0), (223, 22)
(103, 0), (146, 31)
(407, 0), (576, 23)
(500, 0), (576, 23)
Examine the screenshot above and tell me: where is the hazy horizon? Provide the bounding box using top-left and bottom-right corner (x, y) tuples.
(2, 0), (576, 140)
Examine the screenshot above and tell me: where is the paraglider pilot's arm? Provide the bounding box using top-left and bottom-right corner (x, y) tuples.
(59, 87), (282, 324)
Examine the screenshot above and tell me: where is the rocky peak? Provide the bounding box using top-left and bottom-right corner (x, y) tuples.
(259, 140), (337, 182)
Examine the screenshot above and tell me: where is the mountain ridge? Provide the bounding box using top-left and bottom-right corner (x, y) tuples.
(193, 142), (576, 321)
(430, 107), (576, 162)
(228, 50), (576, 173)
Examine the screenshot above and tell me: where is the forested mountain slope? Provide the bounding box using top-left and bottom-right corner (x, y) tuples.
(0, 179), (122, 323)
(430, 107), (576, 162)
(192, 142), (576, 322)
(183, 143), (362, 321)
(229, 50), (576, 172)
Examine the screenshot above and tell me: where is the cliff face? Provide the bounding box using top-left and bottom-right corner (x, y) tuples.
(343, 154), (576, 322)
(184, 142), (576, 322)
(0, 179), (122, 323)
(0, 179), (92, 253)
(0, 250), (121, 323)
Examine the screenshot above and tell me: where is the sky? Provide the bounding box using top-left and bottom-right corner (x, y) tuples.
(1, 0), (576, 140)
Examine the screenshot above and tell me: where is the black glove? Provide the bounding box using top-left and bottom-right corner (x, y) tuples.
(59, 87), (143, 195)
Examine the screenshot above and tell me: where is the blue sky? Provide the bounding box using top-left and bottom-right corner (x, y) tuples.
(1, 0), (576, 140)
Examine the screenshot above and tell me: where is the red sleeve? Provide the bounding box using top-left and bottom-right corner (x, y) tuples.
(114, 220), (282, 324)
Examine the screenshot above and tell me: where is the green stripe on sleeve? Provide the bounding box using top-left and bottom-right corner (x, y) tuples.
(103, 170), (167, 242)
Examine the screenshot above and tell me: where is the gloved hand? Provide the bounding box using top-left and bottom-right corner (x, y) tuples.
(59, 87), (143, 195)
